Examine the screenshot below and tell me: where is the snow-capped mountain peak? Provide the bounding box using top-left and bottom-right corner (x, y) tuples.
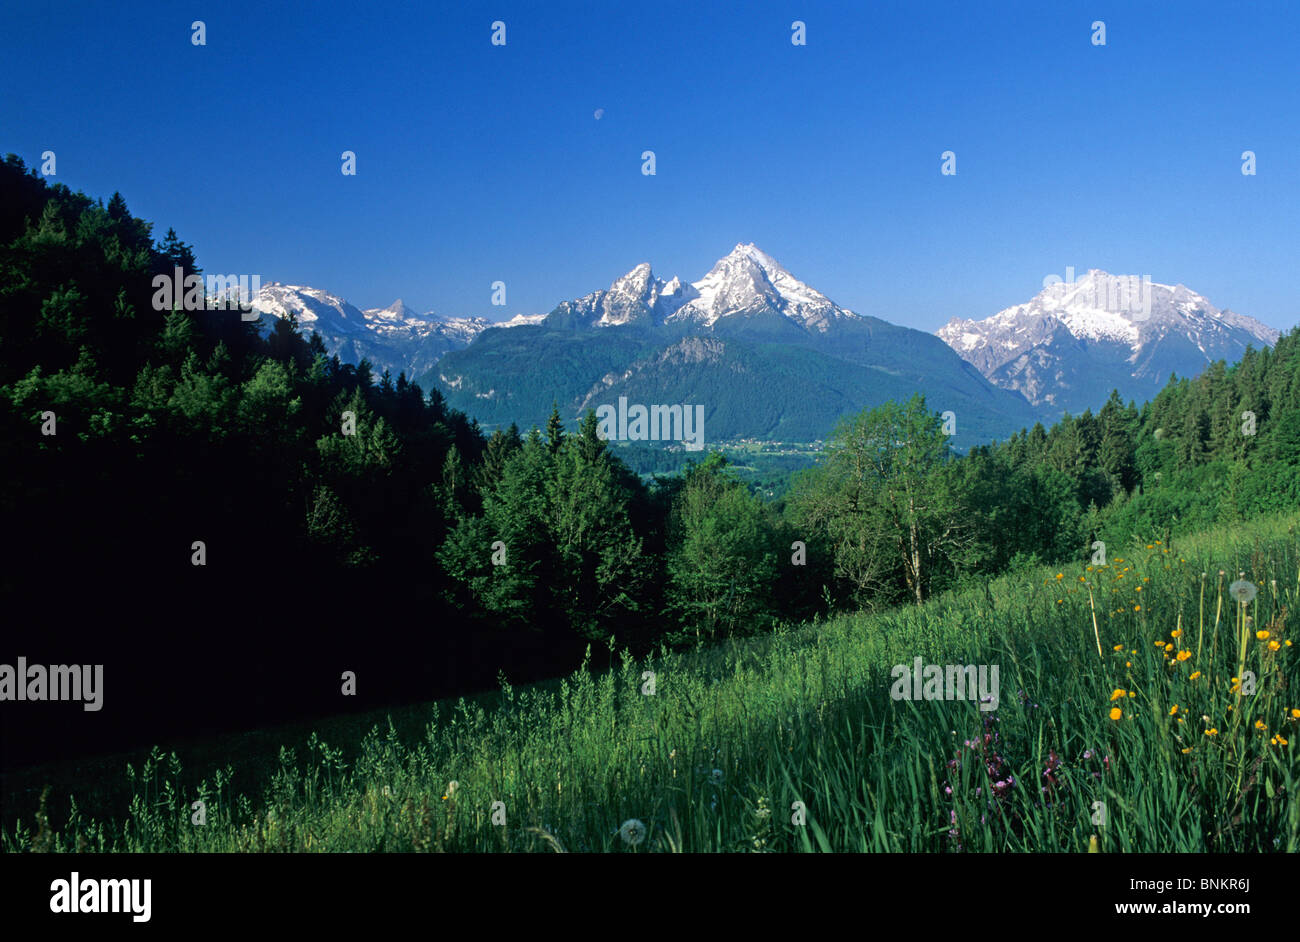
(937, 271), (1279, 415)
(541, 244), (857, 333)
(669, 243), (857, 331)
(368, 298), (420, 323)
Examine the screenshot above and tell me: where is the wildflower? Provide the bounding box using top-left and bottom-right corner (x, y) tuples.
(1230, 580), (1257, 604)
(1056, 573), (1064, 580)
(1269, 640), (1281, 652)
(1169, 705), (1179, 716)
(618, 818), (647, 847)
(1176, 650), (1191, 662)
(1171, 628), (1182, 638)
(1189, 671), (1201, 680)
(1128, 691), (1135, 698)
(1125, 661), (1131, 668)
(1110, 688), (1126, 701)
(1205, 728), (1219, 736)
(1136, 586), (1143, 592)
(1181, 747), (1192, 754)
(1164, 643), (1173, 652)
(1109, 707), (1122, 721)
(1291, 709), (1300, 720)
(1255, 720), (1267, 731)
(1135, 605), (1142, 612)
(1256, 630), (1270, 641)
(1113, 643), (1124, 651)
(1273, 736), (1289, 747)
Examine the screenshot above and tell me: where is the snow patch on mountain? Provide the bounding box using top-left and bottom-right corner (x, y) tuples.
(937, 270), (1279, 413)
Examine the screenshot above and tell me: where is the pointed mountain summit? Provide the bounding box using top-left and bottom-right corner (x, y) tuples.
(938, 271), (1279, 415)
(369, 298), (419, 322)
(431, 244), (1041, 445)
(667, 242), (852, 332)
(545, 243), (856, 333)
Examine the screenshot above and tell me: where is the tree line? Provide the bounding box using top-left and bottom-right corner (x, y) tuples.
(3, 154), (1298, 761)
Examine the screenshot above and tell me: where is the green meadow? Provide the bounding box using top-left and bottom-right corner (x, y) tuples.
(7, 512), (1298, 853)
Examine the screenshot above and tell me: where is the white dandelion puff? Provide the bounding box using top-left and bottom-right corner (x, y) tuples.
(1229, 579), (1257, 604)
(618, 818), (646, 847)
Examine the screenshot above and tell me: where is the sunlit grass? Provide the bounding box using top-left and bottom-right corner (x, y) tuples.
(6, 514), (1299, 852)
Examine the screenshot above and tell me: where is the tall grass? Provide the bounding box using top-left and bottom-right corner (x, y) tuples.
(7, 514), (1299, 852)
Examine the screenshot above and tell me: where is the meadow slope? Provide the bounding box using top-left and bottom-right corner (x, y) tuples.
(7, 513), (1300, 853)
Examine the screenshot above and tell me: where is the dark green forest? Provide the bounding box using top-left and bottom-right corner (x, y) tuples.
(4, 154), (1299, 766)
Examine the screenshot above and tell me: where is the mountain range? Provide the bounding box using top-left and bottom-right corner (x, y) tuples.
(422, 243), (1038, 446)
(937, 271), (1279, 418)
(251, 249), (1278, 446)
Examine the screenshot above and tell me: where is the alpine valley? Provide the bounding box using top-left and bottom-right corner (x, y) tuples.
(252, 248), (1278, 447)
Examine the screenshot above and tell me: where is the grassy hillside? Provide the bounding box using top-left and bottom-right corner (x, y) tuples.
(7, 512), (1298, 853)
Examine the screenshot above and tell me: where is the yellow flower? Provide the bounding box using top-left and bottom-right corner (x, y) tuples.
(1176, 650), (1191, 662)
(1205, 728), (1219, 736)
(1276, 736), (1289, 746)
(1110, 688), (1126, 701)
(1170, 628), (1182, 638)
(1269, 640), (1281, 652)
(1125, 661), (1131, 667)
(1164, 642), (1173, 652)
(1136, 586), (1143, 592)
(1257, 630), (1270, 640)
(1109, 707), (1123, 721)
(1189, 671), (1201, 680)
(1128, 691), (1136, 698)
(1290, 708), (1300, 720)
(1135, 605), (1142, 612)
(1113, 643), (1124, 651)
(1056, 573), (1064, 580)
(1169, 704), (1179, 716)
(1255, 719), (1267, 731)
(1181, 747), (1192, 754)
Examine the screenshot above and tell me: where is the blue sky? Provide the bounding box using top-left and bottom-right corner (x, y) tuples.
(2, 1), (1297, 331)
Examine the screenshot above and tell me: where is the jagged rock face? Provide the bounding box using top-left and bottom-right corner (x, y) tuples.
(938, 270), (1279, 415)
(251, 284), (492, 378)
(545, 243), (856, 334)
